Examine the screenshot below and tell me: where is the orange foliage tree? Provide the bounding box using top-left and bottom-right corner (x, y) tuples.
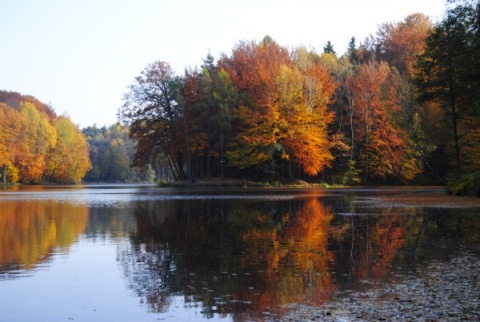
(348, 62), (407, 181)
(219, 38), (337, 179)
(376, 13), (432, 78)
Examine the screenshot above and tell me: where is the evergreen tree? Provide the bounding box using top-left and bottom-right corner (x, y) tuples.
(323, 40), (336, 55)
(415, 0), (480, 174)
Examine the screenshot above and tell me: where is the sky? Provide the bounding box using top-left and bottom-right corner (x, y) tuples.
(0, 0), (446, 128)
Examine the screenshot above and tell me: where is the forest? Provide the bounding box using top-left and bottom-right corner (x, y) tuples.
(1, 0), (479, 193)
(82, 124), (156, 183)
(118, 0), (480, 193)
(0, 93), (152, 185)
(0, 91), (91, 184)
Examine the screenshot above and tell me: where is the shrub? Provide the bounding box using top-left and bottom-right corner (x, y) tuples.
(446, 172), (480, 197)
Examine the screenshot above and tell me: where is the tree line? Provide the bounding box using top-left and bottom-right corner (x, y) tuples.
(2, 0), (478, 189)
(119, 0), (480, 187)
(0, 91), (91, 184)
(82, 124), (156, 183)
(0, 92), (155, 185)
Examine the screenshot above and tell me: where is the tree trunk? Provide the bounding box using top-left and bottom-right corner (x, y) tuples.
(183, 115), (193, 181)
(206, 121), (211, 180)
(220, 132), (225, 179)
(167, 156), (179, 181)
(1, 165), (7, 185)
(448, 76), (462, 173)
(365, 102), (369, 183)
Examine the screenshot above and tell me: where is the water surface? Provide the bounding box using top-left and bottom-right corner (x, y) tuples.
(1, 185), (479, 321)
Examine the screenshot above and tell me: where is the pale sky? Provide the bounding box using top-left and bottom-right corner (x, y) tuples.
(0, 0), (446, 128)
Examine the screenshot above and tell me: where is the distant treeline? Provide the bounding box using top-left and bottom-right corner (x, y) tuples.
(0, 91), (156, 185)
(118, 1), (480, 186)
(82, 124), (156, 183)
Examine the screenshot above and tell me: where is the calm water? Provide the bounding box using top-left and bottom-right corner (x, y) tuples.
(0, 185), (479, 321)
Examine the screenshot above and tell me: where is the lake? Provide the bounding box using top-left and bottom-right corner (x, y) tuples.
(1, 185), (479, 321)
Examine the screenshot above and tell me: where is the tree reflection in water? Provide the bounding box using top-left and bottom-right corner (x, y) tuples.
(0, 201), (88, 275)
(118, 191), (480, 319)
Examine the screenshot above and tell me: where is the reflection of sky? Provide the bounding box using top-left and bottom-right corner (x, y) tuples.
(0, 234), (234, 321)
(0, 186), (323, 207)
(0, 237), (156, 321)
(155, 296), (234, 322)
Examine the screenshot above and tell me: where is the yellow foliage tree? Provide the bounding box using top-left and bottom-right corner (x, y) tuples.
(47, 117), (91, 183)
(0, 104), (22, 183)
(16, 102), (57, 183)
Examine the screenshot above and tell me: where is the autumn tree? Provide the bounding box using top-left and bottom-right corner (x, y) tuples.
(219, 38), (337, 180)
(119, 61), (186, 180)
(0, 91), (91, 184)
(45, 117), (91, 183)
(283, 58), (337, 176)
(213, 68), (237, 178)
(178, 54), (236, 179)
(220, 39), (283, 144)
(373, 13), (434, 181)
(219, 39), (293, 179)
(0, 103), (21, 183)
(376, 13), (432, 77)
(318, 52), (360, 184)
(181, 56), (238, 179)
(348, 62), (408, 182)
(16, 102), (57, 183)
